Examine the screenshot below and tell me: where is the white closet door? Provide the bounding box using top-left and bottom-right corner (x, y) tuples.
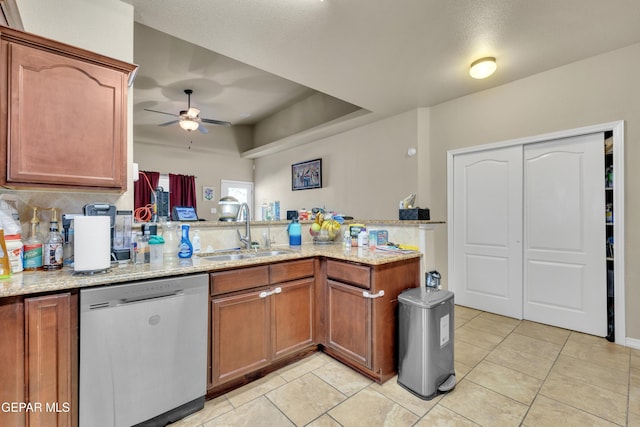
(523, 133), (606, 335)
(452, 146), (523, 318)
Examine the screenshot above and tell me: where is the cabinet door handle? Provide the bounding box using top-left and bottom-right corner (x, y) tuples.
(363, 290), (385, 299)
(259, 287), (282, 298)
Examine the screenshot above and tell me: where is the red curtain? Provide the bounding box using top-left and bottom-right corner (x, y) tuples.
(134, 171), (160, 210)
(169, 173), (197, 211)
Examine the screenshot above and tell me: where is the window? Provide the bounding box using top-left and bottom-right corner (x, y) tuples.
(221, 180), (254, 220)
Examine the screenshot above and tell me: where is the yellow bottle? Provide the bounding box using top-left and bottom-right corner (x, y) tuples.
(0, 229), (12, 278)
(23, 207), (44, 271)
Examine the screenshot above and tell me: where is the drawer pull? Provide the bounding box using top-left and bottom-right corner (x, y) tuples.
(259, 287), (282, 298)
(363, 290), (385, 299)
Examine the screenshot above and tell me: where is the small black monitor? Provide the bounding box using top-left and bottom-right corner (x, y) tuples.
(172, 206), (198, 221)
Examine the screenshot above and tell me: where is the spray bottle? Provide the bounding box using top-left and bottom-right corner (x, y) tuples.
(23, 208), (43, 271)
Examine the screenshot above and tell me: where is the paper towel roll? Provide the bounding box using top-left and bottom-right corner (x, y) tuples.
(74, 216), (111, 272)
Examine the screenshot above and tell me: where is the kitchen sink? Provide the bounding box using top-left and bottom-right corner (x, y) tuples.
(202, 250), (292, 262)
(252, 250), (292, 257)
(203, 253), (252, 261)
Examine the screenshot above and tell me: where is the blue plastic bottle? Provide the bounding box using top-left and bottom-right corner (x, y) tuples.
(288, 217), (302, 246)
(178, 224), (193, 258)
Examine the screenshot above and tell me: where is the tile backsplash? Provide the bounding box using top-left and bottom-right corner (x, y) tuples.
(0, 189), (122, 236)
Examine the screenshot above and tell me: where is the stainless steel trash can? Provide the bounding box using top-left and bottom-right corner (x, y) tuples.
(397, 287), (456, 400)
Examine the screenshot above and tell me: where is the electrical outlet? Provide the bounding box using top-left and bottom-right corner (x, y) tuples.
(211, 208), (217, 214)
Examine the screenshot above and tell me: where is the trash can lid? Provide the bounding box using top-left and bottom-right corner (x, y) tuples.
(398, 287), (454, 308)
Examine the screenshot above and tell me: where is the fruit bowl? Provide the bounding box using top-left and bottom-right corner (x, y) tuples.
(314, 229), (332, 242)
(309, 218), (342, 244)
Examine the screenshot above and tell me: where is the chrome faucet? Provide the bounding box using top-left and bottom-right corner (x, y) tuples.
(236, 203), (252, 249)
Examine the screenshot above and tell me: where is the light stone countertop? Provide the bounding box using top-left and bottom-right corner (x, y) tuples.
(0, 243), (422, 298)
(133, 219), (444, 229)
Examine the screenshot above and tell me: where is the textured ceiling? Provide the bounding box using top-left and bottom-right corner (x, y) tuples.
(125, 0), (640, 148)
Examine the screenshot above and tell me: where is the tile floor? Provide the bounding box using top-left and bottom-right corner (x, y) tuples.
(172, 306), (640, 426)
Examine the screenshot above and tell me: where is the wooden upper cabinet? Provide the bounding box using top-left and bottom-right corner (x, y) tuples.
(0, 26), (136, 191)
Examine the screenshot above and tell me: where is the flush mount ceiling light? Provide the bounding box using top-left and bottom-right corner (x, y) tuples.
(179, 118), (200, 131)
(469, 57), (497, 79)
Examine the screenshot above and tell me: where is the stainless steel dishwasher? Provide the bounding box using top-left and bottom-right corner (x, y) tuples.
(79, 274), (208, 427)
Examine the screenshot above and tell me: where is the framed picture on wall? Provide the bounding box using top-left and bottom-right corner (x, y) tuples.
(292, 158), (322, 190)
(203, 186), (215, 201)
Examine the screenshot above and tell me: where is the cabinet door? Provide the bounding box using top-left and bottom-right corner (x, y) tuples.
(211, 289), (270, 386)
(25, 293), (74, 427)
(0, 297), (25, 427)
(326, 279), (372, 368)
(5, 42), (128, 189)
(272, 278), (314, 360)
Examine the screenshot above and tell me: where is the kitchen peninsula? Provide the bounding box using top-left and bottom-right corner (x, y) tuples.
(0, 220), (441, 426)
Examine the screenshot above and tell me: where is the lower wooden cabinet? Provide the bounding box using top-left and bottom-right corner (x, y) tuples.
(323, 258), (420, 383)
(211, 288), (271, 385)
(0, 292), (78, 427)
(272, 278), (314, 360)
(207, 255), (420, 392)
(209, 259), (315, 390)
(326, 280), (372, 367)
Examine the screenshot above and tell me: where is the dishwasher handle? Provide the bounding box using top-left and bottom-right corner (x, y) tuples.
(120, 290), (185, 305)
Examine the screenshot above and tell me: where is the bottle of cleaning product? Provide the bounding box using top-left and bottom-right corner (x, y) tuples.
(192, 230), (201, 254)
(141, 229), (151, 263)
(0, 229), (12, 278)
(178, 224), (193, 258)
(43, 209), (64, 270)
(23, 208), (43, 271)
(274, 201), (281, 220)
(358, 227), (369, 247)
(4, 233), (23, 273)
(288, 217), (302, 246)
(130, 231), (138, 264)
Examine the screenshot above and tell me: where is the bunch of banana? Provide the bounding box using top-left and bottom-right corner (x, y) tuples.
(321, 219), (342, 239)
(309, 212), (341, 239)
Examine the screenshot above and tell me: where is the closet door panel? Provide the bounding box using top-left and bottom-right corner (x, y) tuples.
(451, 145), (523, 318)
(523, 133), (606, 335)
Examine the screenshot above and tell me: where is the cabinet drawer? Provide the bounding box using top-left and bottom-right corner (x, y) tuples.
(270, 259), (314, 283)
(210, 266), (270, 296)
(326, 260), (371, 289)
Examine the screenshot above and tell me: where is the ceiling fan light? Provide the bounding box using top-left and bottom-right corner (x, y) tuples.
(469, 57), (497, 79)
(179, 119), (199, 131)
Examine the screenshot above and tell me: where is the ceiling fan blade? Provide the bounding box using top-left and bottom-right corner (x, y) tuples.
(201, 118), (232, 127)
(144, 108), (179, 117)
(187, 107), (200, 118)
(159, 120), (179, 127)
(197, 124), (209, 134)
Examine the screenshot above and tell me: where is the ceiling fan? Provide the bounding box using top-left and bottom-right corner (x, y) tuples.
(144, 89), (231, 134)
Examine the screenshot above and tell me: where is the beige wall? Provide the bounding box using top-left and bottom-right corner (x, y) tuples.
(134, 142), (254, 221)
(427, 43), (640, 341)
(254, 110), (421, 219)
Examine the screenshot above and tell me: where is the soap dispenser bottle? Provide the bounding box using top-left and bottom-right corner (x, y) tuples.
(43, 209), (63, 270)
(23, 208), (44, 271)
